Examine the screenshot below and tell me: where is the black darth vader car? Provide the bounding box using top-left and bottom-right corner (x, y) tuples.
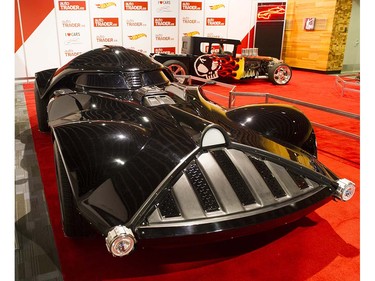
(34, 45), (355, 257)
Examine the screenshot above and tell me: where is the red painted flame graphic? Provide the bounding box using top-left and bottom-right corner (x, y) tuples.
(212, 55), (240, 78)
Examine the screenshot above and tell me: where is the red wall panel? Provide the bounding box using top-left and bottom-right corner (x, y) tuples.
(15, 0), (54, 52)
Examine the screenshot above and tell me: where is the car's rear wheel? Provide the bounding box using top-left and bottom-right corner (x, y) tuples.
(54, 141), (93, 237)
(268, 63), (292, 85)
(164, 60), (188, 76)
(34, 82), (50, 132)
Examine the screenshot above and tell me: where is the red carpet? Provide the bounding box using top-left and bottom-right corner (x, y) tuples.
(24, 70), (360, 281)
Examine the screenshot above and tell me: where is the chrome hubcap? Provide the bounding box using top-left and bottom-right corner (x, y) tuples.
(274, 66), (291, 84)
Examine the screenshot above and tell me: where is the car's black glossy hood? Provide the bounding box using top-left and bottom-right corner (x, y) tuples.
(50, 90), (336, 229)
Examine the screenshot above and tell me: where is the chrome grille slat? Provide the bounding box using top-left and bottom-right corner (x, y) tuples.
(248, 156), (287, 198)
(226, 149), (276, 205)
(198, 153), (244, 213)
(289, 171), (312, 189)
(305, 178), (319, 188)
(266, 162), (302, 196)
(172, 175), (206, 219)
(211, 150), (257, 206)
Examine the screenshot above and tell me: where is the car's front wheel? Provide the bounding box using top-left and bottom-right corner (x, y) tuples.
(54, 141), (93, 237)
(164, 60), (188, 76)
(268, 63), (292, 85)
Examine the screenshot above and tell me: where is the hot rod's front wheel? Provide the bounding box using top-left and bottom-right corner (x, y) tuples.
(268, 63), (292, 85)
(54, 141), (93, 237)
(164, 60), (188, 76)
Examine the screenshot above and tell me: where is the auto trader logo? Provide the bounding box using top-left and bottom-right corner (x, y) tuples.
(155, 34), (174, 41)
(58, 1), (86, 11)
(64, 49), (82, 57)
(183, 17), (200, 24)
(96, 35), (117, 43)
(154, 47), (175, 54)
(124, 1), (148, 11)
(126, 19), (146, 27)
(181, 1), (202, 10)
(206, 17), (225, 26)
(154, 18), (176, 26)
(94, 18), (119, 27)
(62, 20), (84, 27)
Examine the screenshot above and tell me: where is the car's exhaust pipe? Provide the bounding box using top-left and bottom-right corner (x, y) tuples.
(334, 178), (355, 201)
(105, 226), (136, 257)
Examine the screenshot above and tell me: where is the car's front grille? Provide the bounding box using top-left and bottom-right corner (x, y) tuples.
(211, 150), (256, 206)
(287, 170), (311, 189)
(249, 157), (287, 198)
(185, 161), (221, 213)
(158, 190), (180, 218)
(147, 147), (323, 223)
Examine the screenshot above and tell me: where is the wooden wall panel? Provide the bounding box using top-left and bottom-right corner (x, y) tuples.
(283, 0), (352, 72)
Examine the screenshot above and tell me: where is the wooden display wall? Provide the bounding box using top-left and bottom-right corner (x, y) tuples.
(283, 0), (352, 72)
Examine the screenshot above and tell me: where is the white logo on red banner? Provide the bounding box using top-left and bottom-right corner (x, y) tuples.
(154, 17), (176, 26)
(58, 1), (86, 11)
(93, 17), (119, 27)
(124, 1), (148, 11)
(181, 1), (202, 10)
(206, 17), (225, 26)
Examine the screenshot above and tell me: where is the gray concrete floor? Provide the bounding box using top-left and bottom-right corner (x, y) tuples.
(15, 83), (63, 281)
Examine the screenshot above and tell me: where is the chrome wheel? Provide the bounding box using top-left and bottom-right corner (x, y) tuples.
(269, 63), (292, 85)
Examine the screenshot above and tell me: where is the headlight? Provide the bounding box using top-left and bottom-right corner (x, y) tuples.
(105, 226), (136, 257)
(334, 178), (355, 201)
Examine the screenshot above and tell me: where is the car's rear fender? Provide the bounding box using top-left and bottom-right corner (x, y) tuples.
(34, 68), (58, 99)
